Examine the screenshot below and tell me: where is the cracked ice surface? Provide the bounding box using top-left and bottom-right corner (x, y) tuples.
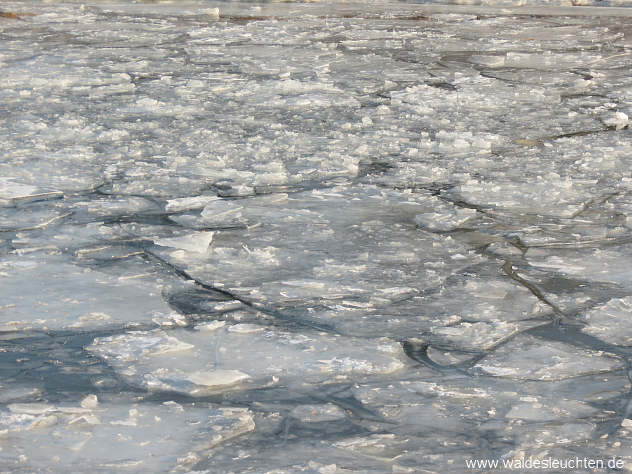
(1, 1), (632, 472)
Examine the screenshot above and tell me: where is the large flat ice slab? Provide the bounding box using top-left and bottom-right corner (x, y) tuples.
(0, 256), (174, 331)
(472, 335), (624, 380)
(88, 326), (406, 395)
(0, 397), (254, 472)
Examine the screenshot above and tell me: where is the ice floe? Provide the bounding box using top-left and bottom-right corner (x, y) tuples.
(2, 1), (632, 471)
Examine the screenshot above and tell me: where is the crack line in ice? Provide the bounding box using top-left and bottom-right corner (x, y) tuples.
(0, 211), (73, 233)
(142, 247), (340, 335)
(502, 260), (571, 325)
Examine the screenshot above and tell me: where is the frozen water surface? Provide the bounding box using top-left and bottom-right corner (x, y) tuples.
(1, 0), (632, 471)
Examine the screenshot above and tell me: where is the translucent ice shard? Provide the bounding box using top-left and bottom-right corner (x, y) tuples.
(200, 199), (244, 226)
(601, 111), (629, 130)
(154, 231), (214, 254)
(414, 207), (477, 232)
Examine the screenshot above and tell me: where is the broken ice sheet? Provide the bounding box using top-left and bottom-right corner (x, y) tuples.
(290, 404), (347, 423)
(0, 198), (70, 232)
(581, 296), (632, 346)
(345, 265), (547, 347)
(425, 271), (546, 323)
(0, 255), (173, 331)
(87, 326), (406, 395)
(323, 380), (505, 470)
(154, 230), (214, 254)
(449, 175), (598, 219)
(150, 185), (483, 335)
(471, 334), (624, 380)
(494, 260), (630, 321)
(510, 421), (597, 450)
(0, 398), (254, 472)
(348, 373), (626, 466)
(348, 374), (625, 471)
(0, 177), (62, 206)
(164, 195), (219, 213)
(334, 434), (409, 462)
(428, 321), (521, 351)
(414, 206), (477, 232)
(353, 378), (499, 432)
(70, 195), (160, 220)
(523, 244), (632, 291)
(504, 398), (597, 422)
(1, 147), (108, 193)
(3, 2), (632, 472)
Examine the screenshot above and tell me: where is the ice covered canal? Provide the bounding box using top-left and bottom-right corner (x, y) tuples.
(1, 1), (632, 472)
